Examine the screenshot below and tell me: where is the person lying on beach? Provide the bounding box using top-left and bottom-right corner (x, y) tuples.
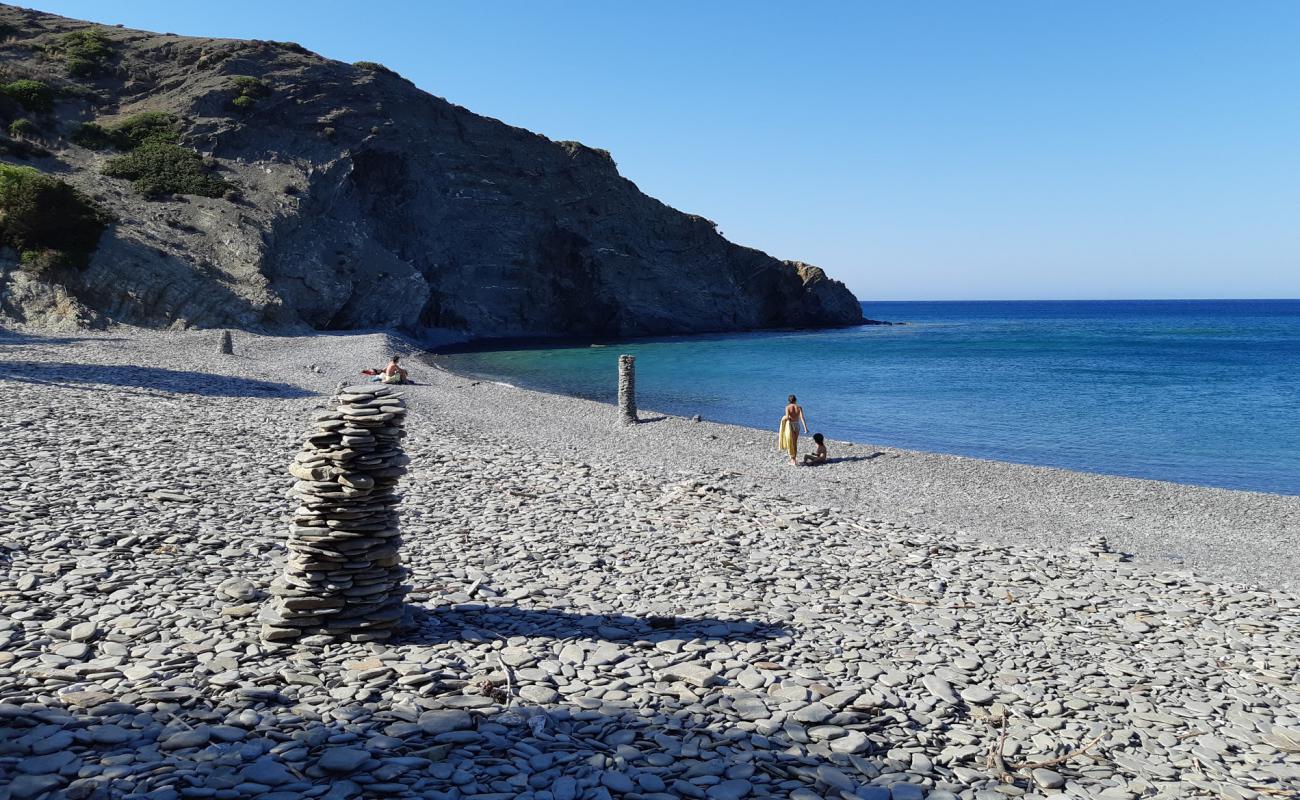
(802, 432), (828, 465)
(380, 355), (409, 385)
(778, 394), (809, 466)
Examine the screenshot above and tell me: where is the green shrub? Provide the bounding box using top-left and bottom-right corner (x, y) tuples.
(354, 61), (395, 75)
(59, 29), (115, 77)
(70, 121), (114, 149)
(72, 115), (178, 151)
(272, 41), (308, 55)
(0, 163), (112, 268)
(102, 140), (229, 197)
(58, 83), (97, 100)
(230, 75), (270, 98)
(230, 94), (256, 111)
(7, 118), (35, 138)
(2, 79), (54, 113)
(108, 111), (179, 148)
(0, 23), (18, 40)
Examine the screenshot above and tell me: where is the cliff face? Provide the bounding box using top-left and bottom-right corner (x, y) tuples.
(0, 6), (864, 337)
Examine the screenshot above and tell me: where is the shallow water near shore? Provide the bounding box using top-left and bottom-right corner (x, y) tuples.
(434, 299), (1300, 495)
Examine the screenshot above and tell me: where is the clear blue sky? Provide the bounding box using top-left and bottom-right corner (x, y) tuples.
(33, 1), (1300, 300)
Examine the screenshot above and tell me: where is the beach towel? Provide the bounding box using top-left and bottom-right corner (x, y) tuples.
(778, 417), (797, 459)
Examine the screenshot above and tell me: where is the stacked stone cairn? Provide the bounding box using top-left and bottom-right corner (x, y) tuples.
(618, 354), (637, 425)
(261, 385), (410, 644)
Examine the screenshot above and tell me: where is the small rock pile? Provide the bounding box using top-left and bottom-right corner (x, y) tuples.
(260, 385), (410, 644)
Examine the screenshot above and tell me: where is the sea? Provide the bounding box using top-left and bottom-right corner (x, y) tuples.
(433, 300), (1300, 496)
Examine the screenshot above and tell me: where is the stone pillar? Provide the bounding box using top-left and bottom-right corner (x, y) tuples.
(219, 330), (234, 355)
(618, 354), (637, 426)
(261, 385), (410, 645)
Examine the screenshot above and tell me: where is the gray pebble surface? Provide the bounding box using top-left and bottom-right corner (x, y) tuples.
(0, 327), (1297, 800)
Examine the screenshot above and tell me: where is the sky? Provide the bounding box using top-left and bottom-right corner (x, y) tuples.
(31, 1), (1300, 300)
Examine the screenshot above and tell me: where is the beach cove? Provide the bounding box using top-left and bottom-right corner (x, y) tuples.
(1, 329), (1298, 800)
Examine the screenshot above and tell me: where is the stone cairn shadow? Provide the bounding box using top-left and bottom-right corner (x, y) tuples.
(260, 385), (410, 645)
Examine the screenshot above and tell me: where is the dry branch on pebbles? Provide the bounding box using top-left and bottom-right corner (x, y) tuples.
(260, 385), (410, 644)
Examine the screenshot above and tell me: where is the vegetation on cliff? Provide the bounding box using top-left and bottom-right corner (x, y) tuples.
(56, 28), (115, 77)
(102, 140), (230, 197)
(228, 75), (270, 111)
(2, 79), (54, 113)
(0, 163), (112, 270)
(76, 112), (231, 198)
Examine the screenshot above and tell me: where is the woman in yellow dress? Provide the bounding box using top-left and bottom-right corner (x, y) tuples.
(778, 394), (809, 466)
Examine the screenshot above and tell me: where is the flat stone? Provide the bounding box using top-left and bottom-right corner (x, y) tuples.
(160, 727), (211, 750)
(792, 702), (833, 723)
(601, 770), (635, 793)
(829, 730), (870, 754)
(923, 674), (958, 704)
(318, 748), (370, 773)
(518, 685), (559, 704)
(10, 774), (66, 799)
(706, 779), (753, 800)
(69, 621), (98, 642)
(1032, 768), (1066, 789)
(17, 750), (76, 775)
(657, 662), (720, 688)
(54, 642), (89, 659)
(418, 709), (473, 734)
(31, 730), (73, 754)
(241, 758), (294, 786)
(960, 686), (996, 705)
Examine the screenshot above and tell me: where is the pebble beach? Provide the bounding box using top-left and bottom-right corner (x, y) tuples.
(1, 328), (1298, 800)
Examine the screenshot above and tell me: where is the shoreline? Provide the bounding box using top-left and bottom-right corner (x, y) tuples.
(418, 348), (1300, 594)
(427, 350), (1298, 500)
(4, 324), (1297, 591)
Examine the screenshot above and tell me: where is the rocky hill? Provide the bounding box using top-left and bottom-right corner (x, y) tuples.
(0, 5), (864, 338)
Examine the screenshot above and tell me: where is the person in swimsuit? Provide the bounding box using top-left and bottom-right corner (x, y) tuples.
(778, 394), (809, 466)
(380, 355), (409, 384)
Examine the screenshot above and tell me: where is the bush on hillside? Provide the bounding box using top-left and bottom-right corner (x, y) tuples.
(0, 163), (113, 268)
(230, 75), (270, 98)
(7, 118), (35, 138)
(70, 121), (114, 149)
(58, 83), (98, 100)
(1, 79), (54, 113)
(227, 75), (270, 112)
(59, 28), (115, 77)
(108, 111), (179, 147)
(354, 61), (395, 75)
(102, 140), (229, 197)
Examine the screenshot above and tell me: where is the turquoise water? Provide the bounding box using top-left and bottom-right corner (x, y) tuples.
(434, 300), (1300, 495)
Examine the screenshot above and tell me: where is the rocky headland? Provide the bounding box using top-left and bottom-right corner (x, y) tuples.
(0, 5), (862, 338)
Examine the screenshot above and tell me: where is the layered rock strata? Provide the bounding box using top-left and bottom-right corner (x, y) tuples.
(261, 385), (410, 643)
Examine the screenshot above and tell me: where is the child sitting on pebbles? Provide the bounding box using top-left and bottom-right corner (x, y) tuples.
(802, 433), (828, 465)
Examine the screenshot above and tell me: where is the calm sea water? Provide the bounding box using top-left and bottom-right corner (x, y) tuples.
(434, 300), (1300, 495)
